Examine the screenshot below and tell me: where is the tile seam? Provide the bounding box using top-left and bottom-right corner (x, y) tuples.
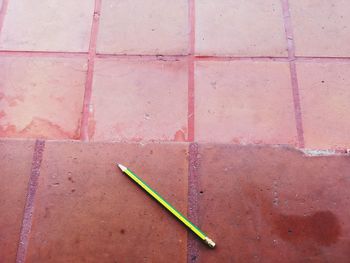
(281, 0), (305, 148)
(79, 0), (102, 141)
(15, 139), (46, 263)
(1, 50), (350, 62)
(187, 0), (195, 142)
(187, 142), (200, 263)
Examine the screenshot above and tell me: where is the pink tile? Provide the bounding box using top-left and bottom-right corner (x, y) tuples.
(195, 0), (287, 57)
(297, 62), (350, 149)
(0, 56), (87, 139)
(97, 0), (188, 55)
(195, 61), (297, 145)
(90, 58), (188, 141)
(290, 0), (350, 57)
(0, 0), (94, 52)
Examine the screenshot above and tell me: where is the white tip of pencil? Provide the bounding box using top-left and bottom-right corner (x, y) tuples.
(117, 163), (127, 172)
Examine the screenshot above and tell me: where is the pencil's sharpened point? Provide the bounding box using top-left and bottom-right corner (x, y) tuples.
(204, 237), (216, 248)
(117, 164), (127, 172)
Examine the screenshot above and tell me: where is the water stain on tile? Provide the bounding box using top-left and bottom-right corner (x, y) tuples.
(0, 117), (80, 139)
(244, 183), (341, 247)
(273, 211), (341, 246)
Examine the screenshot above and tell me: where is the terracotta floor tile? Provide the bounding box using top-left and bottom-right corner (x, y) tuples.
(297, 62), (350, 149)
(0, 56), (87, 139)
(195, 0), (287, 57)
(90, 58), (188, 142)
(26, 141), (188, 262)
(195, 61), (297, 145)
(97, 0), (188, 55)
(290, 0), (350, 57)
(0, 139), (34, 262)
(197, 144), (350, 262)
(0, 0), (94, 52)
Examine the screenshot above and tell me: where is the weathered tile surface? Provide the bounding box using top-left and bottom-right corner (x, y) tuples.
(90, 58), (188, 142)
(0, 56), (87, 139)
(195, 61), (297, 145)
(0, 139), (34, 262)
(97, 0), (188, 55)
(196, 0), (287, 56)
(25, 141), (188, 262)
(290, 0), (350, 57)
(297, 62), (350, 149)
(0, 0), (94, 52)
(197, 144), (350, 262)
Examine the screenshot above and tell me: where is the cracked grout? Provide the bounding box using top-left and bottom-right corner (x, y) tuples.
(15, 140), (45, 263)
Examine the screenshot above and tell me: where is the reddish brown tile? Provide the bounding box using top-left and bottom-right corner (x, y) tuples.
(25, 141), (188, 262)
(0, 139), (34, 262)
(195, 61), (297, 145)
(0, 56), (87, 139)
(0, 0), (94, 52)
(297, 62), (350, 149)
(197, 144), (350, 262)
(97, 0), (188, 55)
(290, 0), (350, 57)
(90, 58), (188, 141)
(195, 0), (287, 56)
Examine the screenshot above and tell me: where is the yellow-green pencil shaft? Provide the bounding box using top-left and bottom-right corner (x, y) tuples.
(118, 164), (215, 248)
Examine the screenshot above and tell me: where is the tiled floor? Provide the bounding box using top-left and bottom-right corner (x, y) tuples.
(0, 0), (350, 149)
(1, 140), (350, 262)
(1, 0), (350, 262)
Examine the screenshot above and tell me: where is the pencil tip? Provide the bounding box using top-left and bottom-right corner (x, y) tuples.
(117, 163), (127, 172)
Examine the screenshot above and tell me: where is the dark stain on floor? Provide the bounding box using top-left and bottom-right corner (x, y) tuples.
(273, 210), (341, 246)
(243, 183), (341, 247)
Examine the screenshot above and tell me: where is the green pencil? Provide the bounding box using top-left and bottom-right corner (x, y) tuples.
(117, 164), (216, 248)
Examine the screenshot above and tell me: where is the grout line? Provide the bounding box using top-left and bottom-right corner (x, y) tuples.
(79, 0), (102, 141)
(187, 0), (195, 142)
(188, 58), (195, 142)
(281, 0), (305, 148)
(295, 56), (350, 62)
(96, 53), (186, 60)
(0, 0), (9, 34)
(1, 49), (350, 62)
(187, 1), (198, 262)
(188, 142), (200, 263)
(16, 140), (45, 263)
(196, 56), (289, 62)
(0, 50), (87, 57)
